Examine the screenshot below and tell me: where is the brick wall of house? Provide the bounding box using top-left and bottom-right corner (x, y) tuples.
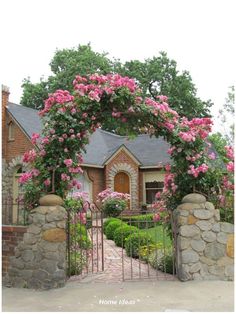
(86, 167), (105, 207)
(2, 225), (27, 276)
(2, 86), (9, 160)
(5, 115), (33, 163)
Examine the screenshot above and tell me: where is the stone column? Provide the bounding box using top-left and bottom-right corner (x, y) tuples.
(5, 195), (67, 290)
(174, 193), (234, 281)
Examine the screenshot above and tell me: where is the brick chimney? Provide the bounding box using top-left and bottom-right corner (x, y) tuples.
(2, 85), (10, 159)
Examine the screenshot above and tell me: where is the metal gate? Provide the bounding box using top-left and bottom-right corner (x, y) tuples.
(66, 203), (104, 279)
(66, 206), (177, 282)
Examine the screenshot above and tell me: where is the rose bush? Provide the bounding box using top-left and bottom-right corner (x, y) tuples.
(97, 188), (130, 217)
(18, 73), (233, 224)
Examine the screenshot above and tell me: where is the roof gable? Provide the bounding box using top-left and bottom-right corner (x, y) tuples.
(103, 145), (141, 166)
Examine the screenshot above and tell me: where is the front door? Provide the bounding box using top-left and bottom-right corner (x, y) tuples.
(114, 172), (130, 209)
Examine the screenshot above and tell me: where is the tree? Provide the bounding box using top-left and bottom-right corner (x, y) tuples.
(21, 44), (113, 109)
(21, 45), (212, 119)
(217, 86), (235, 145)
(116, 52), (212, 118)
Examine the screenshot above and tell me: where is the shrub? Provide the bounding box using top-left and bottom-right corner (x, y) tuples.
(120, 214), (156, 229)
(67, 252), (87, 276)
(70, 223), (91, 249)
(114, 225), (139, 247)
(148, 250), (175, 274)
(103, 217), (121, 230)
(125, 232), (154, 258)
(104, 220), (125, 240)
(138, 243), (163, 262)
(102, 198), (127, 217)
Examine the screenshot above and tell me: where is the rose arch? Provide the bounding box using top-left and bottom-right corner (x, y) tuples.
(20, 73), (233, 222)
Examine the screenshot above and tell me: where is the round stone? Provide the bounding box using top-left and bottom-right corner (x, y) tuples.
(182, 193), (206, 204)
(39, 194), (64, 206)
(226, 234), (234, 258)
(196, 221), (212, 231)
(182, 249), (199, 263)
(220, 222), (234, 233)
(204, 242), (225, 260)
(191, 239), (205, 252)
(180, 225), (200, 237)
(194, 209), (213, 220)
(202, 231), (216, 242)
(217, 232), (228, 244)
(42, 228), (66, 242)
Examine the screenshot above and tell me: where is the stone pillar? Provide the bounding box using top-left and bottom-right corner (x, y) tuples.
(5, 195), (67, 289)
(174, 193), (234, 281)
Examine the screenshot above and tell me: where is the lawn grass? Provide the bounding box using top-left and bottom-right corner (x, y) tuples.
(143, 225), (173, 248)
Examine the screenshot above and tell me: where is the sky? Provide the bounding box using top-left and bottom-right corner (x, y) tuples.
(0, 0), (235, 133)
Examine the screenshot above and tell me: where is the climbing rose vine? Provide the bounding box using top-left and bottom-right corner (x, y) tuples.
(20, 73), (234, 221)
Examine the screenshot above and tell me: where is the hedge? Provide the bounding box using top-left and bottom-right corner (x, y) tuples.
(125, 232), (154, 258)
(120, 214), (156, 229)
(103, 217), (121, 231)
(113, 225), (139, 247)
(104, 220), (125, 240)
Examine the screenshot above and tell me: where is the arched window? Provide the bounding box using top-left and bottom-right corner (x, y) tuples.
(8, 121), (15, 141)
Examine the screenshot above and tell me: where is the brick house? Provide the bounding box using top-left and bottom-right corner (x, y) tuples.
(2, 86), (171, 223)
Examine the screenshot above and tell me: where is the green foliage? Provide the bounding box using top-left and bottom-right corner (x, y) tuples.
(102, 198), (127, 217)
(120, 214), (155, 229)
(64, 196), (83, 212)
(143, 225), (173, 248)
(209, 133), (228, 163)
(67, 252), (87, 276)
(21, 44), (113, 110)
(21, 78), (49, 110)
(103, 217), (121, 230)
(125, 232), (154, 258)
(117, 52), (212, 119)
(104, 220), (125, 240)
(113, 225), (139, 247)
(217, 86), (235, 145)
(138, 243), (163, 262)
(70, 223), (91, 249)
(21, 45), (211, 121)
(148, 250), (175, 274)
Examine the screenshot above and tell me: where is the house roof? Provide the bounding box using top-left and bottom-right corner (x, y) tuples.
(7, 103), (43, 138)
(7, 102), (171, 167)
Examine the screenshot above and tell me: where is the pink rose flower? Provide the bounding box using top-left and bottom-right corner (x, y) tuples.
(64, 159), (73, 167)
(44, 178), (51, 186)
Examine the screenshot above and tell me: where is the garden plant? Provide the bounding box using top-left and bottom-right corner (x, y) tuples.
(18, 73), (234, 227)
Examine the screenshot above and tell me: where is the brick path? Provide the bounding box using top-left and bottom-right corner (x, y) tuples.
(68, 226), (176, 283)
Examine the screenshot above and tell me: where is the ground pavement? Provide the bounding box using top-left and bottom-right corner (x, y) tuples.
(2, 280), (234, 312)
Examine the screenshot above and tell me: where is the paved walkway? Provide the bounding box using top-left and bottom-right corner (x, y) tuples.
(68, 227), (176, 283)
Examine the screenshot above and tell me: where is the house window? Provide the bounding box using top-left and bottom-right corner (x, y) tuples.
(145, 181), (164, 204)
(8, 121), (15, 140)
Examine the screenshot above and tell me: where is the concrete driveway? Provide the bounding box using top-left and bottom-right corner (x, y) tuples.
(2, 280), (234, 312)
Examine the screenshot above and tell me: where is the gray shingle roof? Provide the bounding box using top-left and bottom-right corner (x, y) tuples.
(83, 130), (171, 167)
(7, 103), (42, 138)
(7, 102), (171, 167)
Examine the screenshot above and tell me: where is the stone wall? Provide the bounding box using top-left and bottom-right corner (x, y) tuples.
(174, 193), (234, 281)
(2, 225), (27, 276)
(4, 195), (67, 290)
